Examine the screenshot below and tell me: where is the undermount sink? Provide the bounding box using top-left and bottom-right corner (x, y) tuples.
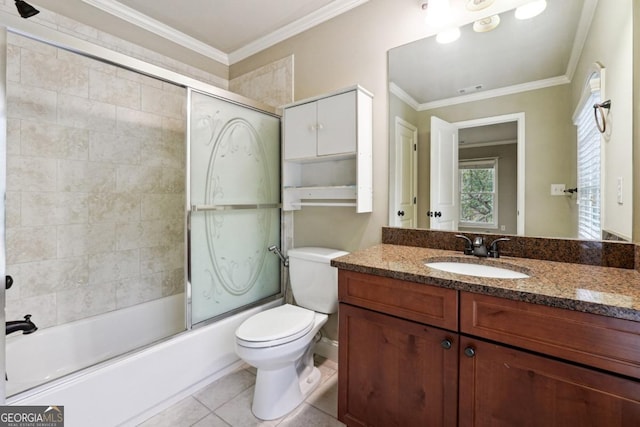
(425, 261), (530, 279)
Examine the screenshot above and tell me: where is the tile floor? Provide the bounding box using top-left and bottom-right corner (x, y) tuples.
(138, 356), (345, 427)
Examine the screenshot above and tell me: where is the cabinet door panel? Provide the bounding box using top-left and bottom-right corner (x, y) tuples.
(317, 91), (356, 156)
(338, 303), (458, 427)
(459, 337), (640, 427)
(283, 101), (317, 159)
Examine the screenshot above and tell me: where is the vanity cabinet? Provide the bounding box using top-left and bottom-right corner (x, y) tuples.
(282, 86), (373, 212)
(338, 271), (459, 426)
(337, 270), (640, 427)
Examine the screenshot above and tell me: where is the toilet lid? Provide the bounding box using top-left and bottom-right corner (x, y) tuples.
(236, 304), (315, 347)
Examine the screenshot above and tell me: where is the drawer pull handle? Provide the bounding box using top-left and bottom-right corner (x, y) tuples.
(464, 346), (476, 358)
(440, 339), (452, 350)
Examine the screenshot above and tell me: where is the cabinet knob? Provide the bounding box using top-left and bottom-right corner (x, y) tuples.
(464, 346), (476, 358)
(397, 210), (405, 217)
(440, 338), (452, 350)
(317, 123), (324, 130)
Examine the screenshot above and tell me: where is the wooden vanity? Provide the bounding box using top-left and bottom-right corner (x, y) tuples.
(334, 245), (640, 427)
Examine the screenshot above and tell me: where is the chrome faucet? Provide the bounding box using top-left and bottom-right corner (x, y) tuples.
(456, 235), (510, 258)
(6, 314), (38, 336)
(472, 236), (489, 257)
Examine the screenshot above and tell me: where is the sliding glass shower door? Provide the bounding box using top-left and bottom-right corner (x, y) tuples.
(189, 90), (281, 325)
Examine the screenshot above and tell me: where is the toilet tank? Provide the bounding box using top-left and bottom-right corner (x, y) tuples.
(287, 247), (349, 314)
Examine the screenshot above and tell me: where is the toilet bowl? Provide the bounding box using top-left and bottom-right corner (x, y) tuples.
(234, 247), (348, 420)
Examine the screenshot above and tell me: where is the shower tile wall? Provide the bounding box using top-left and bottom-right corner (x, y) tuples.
(4, 33), (186, 328)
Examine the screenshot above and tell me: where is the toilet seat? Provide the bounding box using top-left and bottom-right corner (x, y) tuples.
(236, 304), (315, 348)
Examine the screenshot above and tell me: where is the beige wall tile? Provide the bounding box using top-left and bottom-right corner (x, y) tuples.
(21, 120), (89, 159)
(57, 222), (117, 257)
(57, 93), (116, 132)
(21, 192), (88, 226)
(89, 68), (141, 109)
(6, 226), (57, 264)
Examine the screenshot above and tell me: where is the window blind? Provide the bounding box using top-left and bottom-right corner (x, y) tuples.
(576, 89), (601, 240)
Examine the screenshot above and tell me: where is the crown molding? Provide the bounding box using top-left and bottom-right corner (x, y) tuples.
(565, 0), (598, 82)
(416, 75), (571, 110)
(81, 0), (229, 64)
(81, 0), (369, 66)
(228, 0), (369, 64)
(388, 82), (420, 110)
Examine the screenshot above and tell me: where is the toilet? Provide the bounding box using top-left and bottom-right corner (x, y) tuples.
(234, 246), (348, 420)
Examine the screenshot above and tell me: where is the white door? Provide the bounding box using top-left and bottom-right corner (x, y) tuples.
(392, 117), (417, 227)
(430, 116), (459, 230)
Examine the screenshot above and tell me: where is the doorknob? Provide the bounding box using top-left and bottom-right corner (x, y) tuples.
(397, 210), (405, 217)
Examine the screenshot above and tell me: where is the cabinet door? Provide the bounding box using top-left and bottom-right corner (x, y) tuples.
(338, 303), (458, 427)
(317, 91), (356, 156)
(459, 337), (640, 426)
(283, 101), (317, 160)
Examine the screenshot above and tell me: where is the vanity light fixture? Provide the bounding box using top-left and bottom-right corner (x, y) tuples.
(436, 27), (461, 44)
(473, 15), (500, 32)
(514, 0), (547, 20)
(15, 0), (39, 19)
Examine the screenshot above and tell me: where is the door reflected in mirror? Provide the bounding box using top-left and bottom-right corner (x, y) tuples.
(388, 0), (633, 241)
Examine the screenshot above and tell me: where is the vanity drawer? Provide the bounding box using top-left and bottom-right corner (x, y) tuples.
(338, 270), (458, 330)
(460, 292), (640, 379)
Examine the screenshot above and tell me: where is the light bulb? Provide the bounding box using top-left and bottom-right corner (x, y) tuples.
(515, 0), (547, 20)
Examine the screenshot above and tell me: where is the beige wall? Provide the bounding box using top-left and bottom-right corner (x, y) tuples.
(420, 84), (578, 238)
(231, 0), (431, 252)
(571, 0), (634, 240)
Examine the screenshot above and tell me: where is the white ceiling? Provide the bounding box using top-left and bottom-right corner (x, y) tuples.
(55, 0), (369, 65)
(389, 0), (596, 108)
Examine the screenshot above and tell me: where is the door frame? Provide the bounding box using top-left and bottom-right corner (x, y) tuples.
(452, 112), (525, 236)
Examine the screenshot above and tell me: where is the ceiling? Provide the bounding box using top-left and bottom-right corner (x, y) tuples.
(31, 0), (369, 65)
(389, 0), (595, 108)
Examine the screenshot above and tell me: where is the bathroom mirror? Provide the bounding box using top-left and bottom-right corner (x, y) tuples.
(388, 0), (633, 241)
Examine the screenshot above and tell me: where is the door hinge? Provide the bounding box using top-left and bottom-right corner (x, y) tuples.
(414, 144), (417, 151)
(413, 197), (417, 204)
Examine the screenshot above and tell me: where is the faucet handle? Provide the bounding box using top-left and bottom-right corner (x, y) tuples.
(489, 238), (510, 258)
(455, 235), (473, 255)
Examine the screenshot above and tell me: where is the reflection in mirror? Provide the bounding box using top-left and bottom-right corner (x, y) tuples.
(388, 0), (633, 241)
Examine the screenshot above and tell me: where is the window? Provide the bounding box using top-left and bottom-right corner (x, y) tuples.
(459, 158), (498, 228)
(574, 71), (602, 240)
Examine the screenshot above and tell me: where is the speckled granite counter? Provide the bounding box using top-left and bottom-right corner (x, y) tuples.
(331, 244), (640, 322)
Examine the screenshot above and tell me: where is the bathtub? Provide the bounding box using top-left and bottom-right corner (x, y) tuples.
(6, 294), (281, 427)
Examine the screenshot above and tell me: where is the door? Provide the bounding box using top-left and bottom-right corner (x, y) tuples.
(392, 117), (417, 227)
(338, 303), (459, 427)
(189, 89), (282, 325)
(283, 101), (317, 160)
(430, 116), (459, 230)
(459, 337), (640, 426)
(317, 90), (356, 156)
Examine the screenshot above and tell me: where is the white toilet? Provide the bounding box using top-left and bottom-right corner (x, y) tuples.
(234, 246), (348, 420)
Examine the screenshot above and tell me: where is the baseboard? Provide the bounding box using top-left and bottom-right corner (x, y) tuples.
(314, 337), (339, 362)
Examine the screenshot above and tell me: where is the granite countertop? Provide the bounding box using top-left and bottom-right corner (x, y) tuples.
(331, 244), (640, 322)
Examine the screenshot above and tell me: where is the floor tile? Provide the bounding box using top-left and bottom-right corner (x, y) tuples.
(214, 386), (281, 427)
(138, 396), (210, 427)
(193, 368), (256, 411)
(278, 403), (346, 427)
(306, 373), (339, 418)
(192, 413), (232, 427)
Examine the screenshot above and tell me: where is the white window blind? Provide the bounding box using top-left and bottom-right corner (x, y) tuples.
(575, 81), (601, 240)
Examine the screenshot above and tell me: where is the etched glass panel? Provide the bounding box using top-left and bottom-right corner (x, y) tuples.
(189, 90), (281, 324)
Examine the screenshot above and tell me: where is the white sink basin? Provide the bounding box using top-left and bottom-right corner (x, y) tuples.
(425, 261), (530, 279)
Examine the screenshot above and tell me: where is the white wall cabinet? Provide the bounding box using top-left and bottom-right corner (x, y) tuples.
(283, 86), (373, 212)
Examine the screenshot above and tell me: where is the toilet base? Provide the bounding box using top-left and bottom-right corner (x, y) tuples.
(251, 357), (322, 420)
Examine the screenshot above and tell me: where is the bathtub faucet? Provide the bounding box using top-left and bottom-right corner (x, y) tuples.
(268, 245), (289, 267)
(6, 314), (38, 336)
